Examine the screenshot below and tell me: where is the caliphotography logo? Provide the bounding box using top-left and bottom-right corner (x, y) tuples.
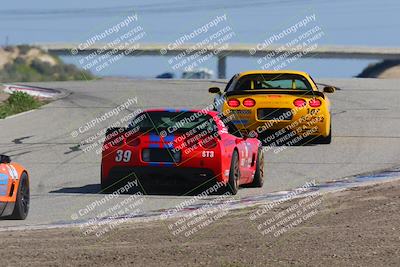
(0, 1), (399, 266)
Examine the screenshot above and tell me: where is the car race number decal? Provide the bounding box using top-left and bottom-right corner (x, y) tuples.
(307, 108), (320, 115)
(202, 151), (214, 158)
(115, 150), (132, 162)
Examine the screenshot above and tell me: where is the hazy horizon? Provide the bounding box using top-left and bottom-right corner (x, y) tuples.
(1, 0), (398, 78)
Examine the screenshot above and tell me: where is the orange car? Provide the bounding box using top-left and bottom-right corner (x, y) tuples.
(0, 155), (30, 220)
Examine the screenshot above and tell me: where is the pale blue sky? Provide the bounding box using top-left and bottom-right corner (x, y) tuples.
(0, 0), (398, 78)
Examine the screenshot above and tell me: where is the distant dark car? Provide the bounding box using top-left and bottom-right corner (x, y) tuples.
(156, 72), (175, 79)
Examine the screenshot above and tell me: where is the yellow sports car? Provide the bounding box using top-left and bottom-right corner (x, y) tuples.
(209, 70), (335, 145)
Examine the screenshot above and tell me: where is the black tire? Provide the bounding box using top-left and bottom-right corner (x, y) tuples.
(10, 172), (30, 220)
(248, 147), (264, 187)
(101, 180), (114, 193)
(316, 123), (332, 144)
(100, 169), (113, 193)
(224, 150), (240, 195)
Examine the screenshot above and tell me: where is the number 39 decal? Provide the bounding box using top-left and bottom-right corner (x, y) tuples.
(115, 150), (132, 162)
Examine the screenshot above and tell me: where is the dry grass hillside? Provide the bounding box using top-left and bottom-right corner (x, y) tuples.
(0, 45), (94, 82)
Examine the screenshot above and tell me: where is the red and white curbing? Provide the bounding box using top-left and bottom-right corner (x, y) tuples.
(2, 84), (62, 99)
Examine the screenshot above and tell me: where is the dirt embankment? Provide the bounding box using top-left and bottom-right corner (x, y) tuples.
(0, 46), (57, 70)
(0, 180), (400, 266)
(0, 45), (94, 82)
(358, 60), (400, 78)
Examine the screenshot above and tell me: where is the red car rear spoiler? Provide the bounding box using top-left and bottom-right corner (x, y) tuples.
(225, 90), (325, 99)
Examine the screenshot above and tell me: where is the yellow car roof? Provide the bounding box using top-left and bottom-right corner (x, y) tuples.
(237, 70), (310, 78)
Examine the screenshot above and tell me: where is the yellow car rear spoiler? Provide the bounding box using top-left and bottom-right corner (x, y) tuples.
(225, 90), (325, 99)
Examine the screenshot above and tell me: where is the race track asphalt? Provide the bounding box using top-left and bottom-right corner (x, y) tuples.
(0, 78), (399, 228)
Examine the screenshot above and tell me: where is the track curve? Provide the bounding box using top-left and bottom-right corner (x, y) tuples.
(0, 78), (399, 228)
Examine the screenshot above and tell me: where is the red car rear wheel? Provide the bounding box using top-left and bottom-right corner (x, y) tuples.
(248, 147), (264, 188)
(224, 150), (240, 195)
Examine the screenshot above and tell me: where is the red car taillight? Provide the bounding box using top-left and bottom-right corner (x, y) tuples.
(309, 98), (322, 108)
(227, 98), (240, 107)
(242, 98), (256, 107)
(293, 98), (306, 107)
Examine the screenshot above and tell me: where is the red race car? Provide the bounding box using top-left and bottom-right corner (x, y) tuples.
(0, 155), (30, 220)
(101, 109), (264, 195)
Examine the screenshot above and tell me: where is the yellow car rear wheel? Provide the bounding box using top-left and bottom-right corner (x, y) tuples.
(316, 122), (332, 144)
